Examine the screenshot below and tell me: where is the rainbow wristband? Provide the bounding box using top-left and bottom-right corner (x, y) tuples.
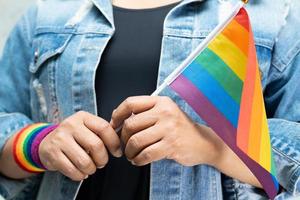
(13, 123), (58, 173)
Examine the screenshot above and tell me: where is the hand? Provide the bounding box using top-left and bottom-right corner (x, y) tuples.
(110, 96), (224, 167)
(39, 111), (122, 181)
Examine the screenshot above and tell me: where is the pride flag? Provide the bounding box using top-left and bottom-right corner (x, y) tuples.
(159, 4), (279, 199)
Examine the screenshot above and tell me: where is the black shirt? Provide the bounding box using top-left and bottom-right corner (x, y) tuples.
(76, 3), (177, 200)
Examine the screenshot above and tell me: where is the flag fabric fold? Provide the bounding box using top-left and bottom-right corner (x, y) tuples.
(168, 6), (279, 199)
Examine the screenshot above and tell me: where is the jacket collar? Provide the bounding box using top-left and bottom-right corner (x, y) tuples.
(90, 0), (207, 28)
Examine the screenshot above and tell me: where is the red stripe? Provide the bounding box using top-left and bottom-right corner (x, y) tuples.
(13, 126), (38, 173)
(234, 8), (249, 31)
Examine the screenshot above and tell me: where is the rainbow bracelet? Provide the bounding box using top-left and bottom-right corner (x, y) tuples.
(13, 123), (58, 173)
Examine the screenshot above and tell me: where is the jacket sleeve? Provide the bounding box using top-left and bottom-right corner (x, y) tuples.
(0, 6), (36, 154)
(265, 0), (300, 196)
(0, 6), (39, 199)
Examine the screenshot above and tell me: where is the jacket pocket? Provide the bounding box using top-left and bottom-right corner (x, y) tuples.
(29, 33), (72, 73)
(29, 32), (72, 122)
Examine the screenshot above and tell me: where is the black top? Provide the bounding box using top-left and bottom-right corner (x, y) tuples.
(76, 3), (177, 200)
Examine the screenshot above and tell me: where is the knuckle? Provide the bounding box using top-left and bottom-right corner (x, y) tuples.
(65, 167), (76, 176)
(98, 122), (110, 133)
(166, 120), (177, 131)
(159, 106), (173, 117)
(60, 119), (76, 131)
(43, 146), (58, 161)
(99, 154), (109, 166)
(61, 117), (72, 125)
(89, 165), (97, 174)
(124, 97), (134, 109)
(88, 140), (102, 152)
(111, 109), (117, 119)
(54, 131), (67, 143)
(123, 118), (134, 131)
(75, 157), (91, 170)
(77, 110), (87, 116)
(40, 148), (57, 168)
(141, 150), (152, 162)
(128, 135), (141, 150)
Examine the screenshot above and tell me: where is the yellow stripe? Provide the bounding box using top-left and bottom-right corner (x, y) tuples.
(259, 101), (271, 172)
(222, 19), (249, 56)
(208, 34), (247, 81)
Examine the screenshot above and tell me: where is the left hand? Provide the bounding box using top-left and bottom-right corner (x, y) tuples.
(110, 96), (225, 167)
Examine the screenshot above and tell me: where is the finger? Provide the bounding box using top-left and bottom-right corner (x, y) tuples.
(61, 138), (96, 175)
(80, 112), (122, 157)
(73, 127), (109, 168)
(131, 141), (168, 166)
(110, 96), (159, 128)
(125, 125), (163, 160)
(121, 110), (158, 144)
(51, 151), (87, 181)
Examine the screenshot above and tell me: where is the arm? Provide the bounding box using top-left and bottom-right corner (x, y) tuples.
(0, 7), (122, 199)
(0, 6), (37, 178)
(0, 6), (41, 199)
(110, 96), (262, 188)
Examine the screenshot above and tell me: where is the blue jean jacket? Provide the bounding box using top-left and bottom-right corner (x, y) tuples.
(0, 0), (300, 199)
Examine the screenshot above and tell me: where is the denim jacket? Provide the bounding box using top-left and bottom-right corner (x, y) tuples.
(0, 0), (300, 199)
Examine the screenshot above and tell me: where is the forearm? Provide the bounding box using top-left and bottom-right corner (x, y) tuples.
(201, 125), (262, 188)
(0, 134), (36, 179)
(213, 140), (262, 188)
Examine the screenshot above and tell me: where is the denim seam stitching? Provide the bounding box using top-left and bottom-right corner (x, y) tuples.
(286, 166), (300, 195)
(272, 146), (300, 166)
(272, 38), (300, 73)
(272, 146), (300, 194)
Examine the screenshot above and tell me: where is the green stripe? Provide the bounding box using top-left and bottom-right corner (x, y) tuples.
(270, 151), (277, 176)
(23, 125), (47, 167)
(195, 48), (243, 104)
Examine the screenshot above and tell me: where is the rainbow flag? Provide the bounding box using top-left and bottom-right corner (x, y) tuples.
(168, 6), (279, 199)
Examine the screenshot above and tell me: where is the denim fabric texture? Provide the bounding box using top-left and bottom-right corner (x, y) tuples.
(0, 0), (300, 199)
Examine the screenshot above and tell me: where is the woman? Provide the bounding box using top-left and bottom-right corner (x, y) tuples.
(0, 0), (300, 199)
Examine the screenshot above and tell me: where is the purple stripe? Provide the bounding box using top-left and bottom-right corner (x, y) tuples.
(31, 125), (58, 169)
(170, 74), (236, 141)
(231, 143), (278, 198)
(170, 75), (278, 198)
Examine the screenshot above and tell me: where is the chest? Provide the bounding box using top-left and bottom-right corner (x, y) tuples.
(28, 0), (283, 123)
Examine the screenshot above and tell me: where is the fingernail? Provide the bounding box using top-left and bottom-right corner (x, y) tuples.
(131, 161), (136, 165)
(115, 149), (123, 157)
(84, 175), (89, 179)
(97, 166), (104, 169)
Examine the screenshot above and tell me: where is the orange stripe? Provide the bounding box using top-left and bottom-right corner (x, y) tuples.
(234, 8), (249, 31)
(247, 68), (263, 160)
(236, 24), (256, 152)
(222, 19), (249, 56)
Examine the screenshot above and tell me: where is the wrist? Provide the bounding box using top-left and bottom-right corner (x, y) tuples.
(13, 123), (58, 173)
(195, 124), (226, 168)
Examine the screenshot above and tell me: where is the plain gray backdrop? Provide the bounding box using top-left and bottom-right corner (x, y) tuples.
(0, 0), (35, 54)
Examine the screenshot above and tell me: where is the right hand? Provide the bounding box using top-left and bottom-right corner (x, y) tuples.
(39, 111), (122, 181)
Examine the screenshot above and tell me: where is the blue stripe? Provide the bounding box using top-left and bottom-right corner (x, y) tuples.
(271, 175), (279, 191)
(182, 61), (239, 127)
